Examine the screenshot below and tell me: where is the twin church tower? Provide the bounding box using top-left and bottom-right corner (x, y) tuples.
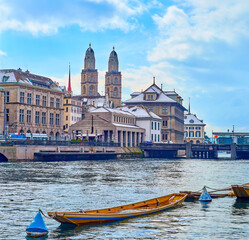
(81, 44), (122, 107)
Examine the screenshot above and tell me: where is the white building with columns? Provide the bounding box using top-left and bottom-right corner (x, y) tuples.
(69, 107), (145, 147)
(118, 106), (162, 143)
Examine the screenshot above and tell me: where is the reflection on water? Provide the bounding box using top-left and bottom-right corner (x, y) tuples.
(1, 158), (249, 239)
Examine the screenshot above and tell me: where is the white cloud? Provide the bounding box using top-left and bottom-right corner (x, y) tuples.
(148, 1), (249, 62)
(0, 50), (7, 56)
(0, 0), (155, 35)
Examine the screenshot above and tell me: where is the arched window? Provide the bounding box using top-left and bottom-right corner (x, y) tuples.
(83, 86), (86, 94)
(113, 87), (118, 97)
(89, 85), (94, 96)
(115, 77), (118, 84)
(55, 132), (60, 140)
(36, 130), (40, 133)
(196, 140), (200, 144)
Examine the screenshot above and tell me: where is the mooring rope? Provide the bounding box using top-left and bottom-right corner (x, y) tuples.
(39, 209), (52, 219)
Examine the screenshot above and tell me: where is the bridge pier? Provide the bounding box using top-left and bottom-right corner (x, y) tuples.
(186, 142), (192, 159)
(230, 143), (237, 160)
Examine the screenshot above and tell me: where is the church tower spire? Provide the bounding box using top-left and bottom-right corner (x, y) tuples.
(81, 44), (98, 97)
(105, 47), (122, 107)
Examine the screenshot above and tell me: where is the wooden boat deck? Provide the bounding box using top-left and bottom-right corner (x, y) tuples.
(48, 193), (187, 225)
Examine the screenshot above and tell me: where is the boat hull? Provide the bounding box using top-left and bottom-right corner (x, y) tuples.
(232, 184), (249, 198)
(48, 193), (187, 226)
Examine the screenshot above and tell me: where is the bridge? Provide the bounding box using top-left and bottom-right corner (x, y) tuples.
(140, 142), (249, 159)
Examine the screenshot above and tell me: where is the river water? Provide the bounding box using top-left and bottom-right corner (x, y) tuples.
(1, 158), (248, 240)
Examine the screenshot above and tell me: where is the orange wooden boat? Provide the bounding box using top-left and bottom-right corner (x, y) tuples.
(48, 193), (187, 226)
(232, 183), (249, 198)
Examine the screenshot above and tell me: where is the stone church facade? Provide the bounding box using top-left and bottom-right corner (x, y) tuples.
(80, 44), (122, 108)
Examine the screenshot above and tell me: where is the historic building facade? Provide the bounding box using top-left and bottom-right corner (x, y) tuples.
(118, 105), (162, 143)
(80, 44), (122, 107)
(184, 112), (206, 144)
(105, 47), (122, 107)
(124, 81), (186, 143)
(0, 68), (64, 139)
(81, 44), (99, 97)
(70, 107), (145, 147)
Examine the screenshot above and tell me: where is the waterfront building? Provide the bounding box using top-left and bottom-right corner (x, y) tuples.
(184, 107), (206, 144)
(70, 107), (145, 147)
(118, 105), (162, 143)
(0, 68), (64, 139)
(124, 80), (186, 143)
(0, 87), (5, 136)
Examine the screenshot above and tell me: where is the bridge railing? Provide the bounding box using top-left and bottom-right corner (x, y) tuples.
(0, 140), (120, 147)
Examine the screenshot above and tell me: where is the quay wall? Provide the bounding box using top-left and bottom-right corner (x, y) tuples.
(0, 145), (120, 161)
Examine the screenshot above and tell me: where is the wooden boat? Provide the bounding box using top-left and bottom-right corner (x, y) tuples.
(231, 183), (249, 198)
(48, 193), (187, 226)
(180, 191), (231, 200)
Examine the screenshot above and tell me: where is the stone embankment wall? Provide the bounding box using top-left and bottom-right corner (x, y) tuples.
(0, 145), (120, 161)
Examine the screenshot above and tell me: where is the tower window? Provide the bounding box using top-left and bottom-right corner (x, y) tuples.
(113, 87), (118, 97)
(89, 85), (94, 96)
(115, 77), (118, 84)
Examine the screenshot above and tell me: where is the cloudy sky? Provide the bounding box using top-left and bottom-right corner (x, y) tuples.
(1, 0), (249, 135)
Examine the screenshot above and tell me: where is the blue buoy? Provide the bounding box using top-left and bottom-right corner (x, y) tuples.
(26, 211), (48, 237)
(199, 186), (212, 202)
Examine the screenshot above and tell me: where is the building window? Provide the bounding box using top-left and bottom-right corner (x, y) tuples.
(113, 87), (118, 97)
(89, 85), (94, 96)
(27, 110), (31, 123)
(36, 95), (40, 106)
(185, 131), (188, 137)
(163, 120), (168, 127)
(19, 109), (24, 123)
(151, 134), (153, 141)
(50, 113), (54, 125)
(35, 111), (40, 124)
(5, 91), (9, 103)
(154, 122), (157, 130)
(189, 131), (194, 137)
(66, 107), (68, 112)
(158, 123), (160, 130)
(158, 134), (160, 142)
(148, 94), (154, 100)
(162, 107), (167, 114)
(50, 97), (54, 108)
(42, 96), (47, 107)
(56, 98), (60, 108)
(151, 121), (153, 130)
(6, 109), (9, 122)
(55, 114), (60, 126)
(66, 116), (68, 121)
(20, 92), (25, 103)
(115, 77), (118, 84)
(27, 93), (32, 104)
(42, 112), (46, 125)
(196, 131), (201, 137)
(155, 134), (157, 142)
